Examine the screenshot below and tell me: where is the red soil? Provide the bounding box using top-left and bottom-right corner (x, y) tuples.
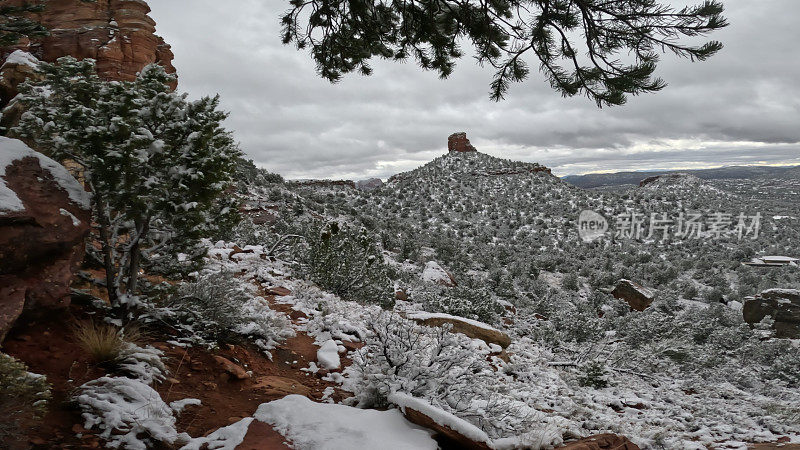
(2, 291), (351, 449)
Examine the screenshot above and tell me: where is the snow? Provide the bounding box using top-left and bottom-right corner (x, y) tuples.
(59, 208), (81, 226)
(0, 137), (91, 213)
(388, 392), (492, 445)
(169, 398), (202, 414)
(2, 50), (39, 69)
(316, 339), (341, 370)
(181, 418), (254, 450)
(253, 394), (437, 450)
(406, 311), (504, 334)
(761, 256), (799, 262)
(77, 377), (191, 450)
(421, 261), (453, 285)
(116, 343), (167, 385)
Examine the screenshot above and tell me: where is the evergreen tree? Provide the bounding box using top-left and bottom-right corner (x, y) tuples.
(0, 1), (48, 47)
(281, 0), (727, 105)
(13, 57), (241, 304)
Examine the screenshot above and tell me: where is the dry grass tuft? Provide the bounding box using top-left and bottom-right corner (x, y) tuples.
(72, 321), (142, 366)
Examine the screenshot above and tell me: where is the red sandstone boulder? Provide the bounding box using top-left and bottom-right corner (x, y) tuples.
(557, 434), (640, 450)
(0, 50), (42, 107)
(422, 261), (457, 287)
(611, 279), (655, 312)
(389, 393), (493, 450)
(0, 137), (91, 342)
(212, 355), (251, 380)
(743, 289), (800, 338)
(407, 311), (512, 349)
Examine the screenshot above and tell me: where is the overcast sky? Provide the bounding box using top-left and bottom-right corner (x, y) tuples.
(147, 1), (800, 180)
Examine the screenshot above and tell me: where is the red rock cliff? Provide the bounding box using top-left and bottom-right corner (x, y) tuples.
(448, 132), (477, 153)
(0, 0), (175, 101)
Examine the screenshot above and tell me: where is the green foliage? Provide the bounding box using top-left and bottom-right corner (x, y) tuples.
(14, 57), (241, 303)
(0, 353), (52, 443)
(282, 0), (727, 105)
(562, 272), (580, 291)
(578, 361), (609, 389)
(419, 283), (505, 324)
(299, 221), (394, 307)
(163, 272), (292, 347)
(0, 2), (48, 46)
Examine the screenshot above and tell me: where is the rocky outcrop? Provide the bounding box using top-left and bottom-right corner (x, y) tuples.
(557, 434), (640, 450)
(611, 279), (655, 312)
(0, 50), (44, 130)
(448, 132), (477, 153)
(0, 137), (91, 342)
(421, 261), (457, 287)
(407, 312), (512, 349)
(743, 289), (800, 338)
(0, 51), (42, 106)
(0, 0), (175, 109)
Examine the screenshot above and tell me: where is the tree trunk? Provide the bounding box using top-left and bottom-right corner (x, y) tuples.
(93, 195), (118, 304)
(126, 218), (150, 295)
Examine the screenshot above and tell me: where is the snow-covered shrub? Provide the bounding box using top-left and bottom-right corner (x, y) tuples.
(561, 272), (580, 291)
(76, 376), (191, 450)
(158, 272), (292, 350)
(417, 283), (505, 324)
(298, 221), (394, 308)
(0, 353), (51, 444)
(346, 313), (537, 440)
(116, 343), (168, 386)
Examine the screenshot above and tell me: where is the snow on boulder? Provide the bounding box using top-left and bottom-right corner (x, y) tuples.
(0, 137), (91, 342)
(407, 311), (512, 349)
(254, 394), (438, 450)
(0, 50), (42, 109)
(0, 137), (90, 213)
(388, 392), (493, 450)
(743, 289), (800, 338)
(422, 261), (457, 287)
(611, 279), (655, 312)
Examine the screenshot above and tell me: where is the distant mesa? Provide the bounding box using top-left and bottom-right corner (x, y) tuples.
(638, 172), (700, 188)
(448, 132), (477, 153)
(355, 178), (383, 192)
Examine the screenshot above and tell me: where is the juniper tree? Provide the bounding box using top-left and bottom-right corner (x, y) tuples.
(13, 57), (240, 304)
(0, 1), (48, 47)
(281, 0), (727, 105)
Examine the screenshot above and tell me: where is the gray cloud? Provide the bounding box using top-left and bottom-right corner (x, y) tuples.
(148, 0), (800, 178)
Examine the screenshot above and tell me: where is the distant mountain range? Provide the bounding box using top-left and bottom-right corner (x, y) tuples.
(562, 164), (800, 189)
